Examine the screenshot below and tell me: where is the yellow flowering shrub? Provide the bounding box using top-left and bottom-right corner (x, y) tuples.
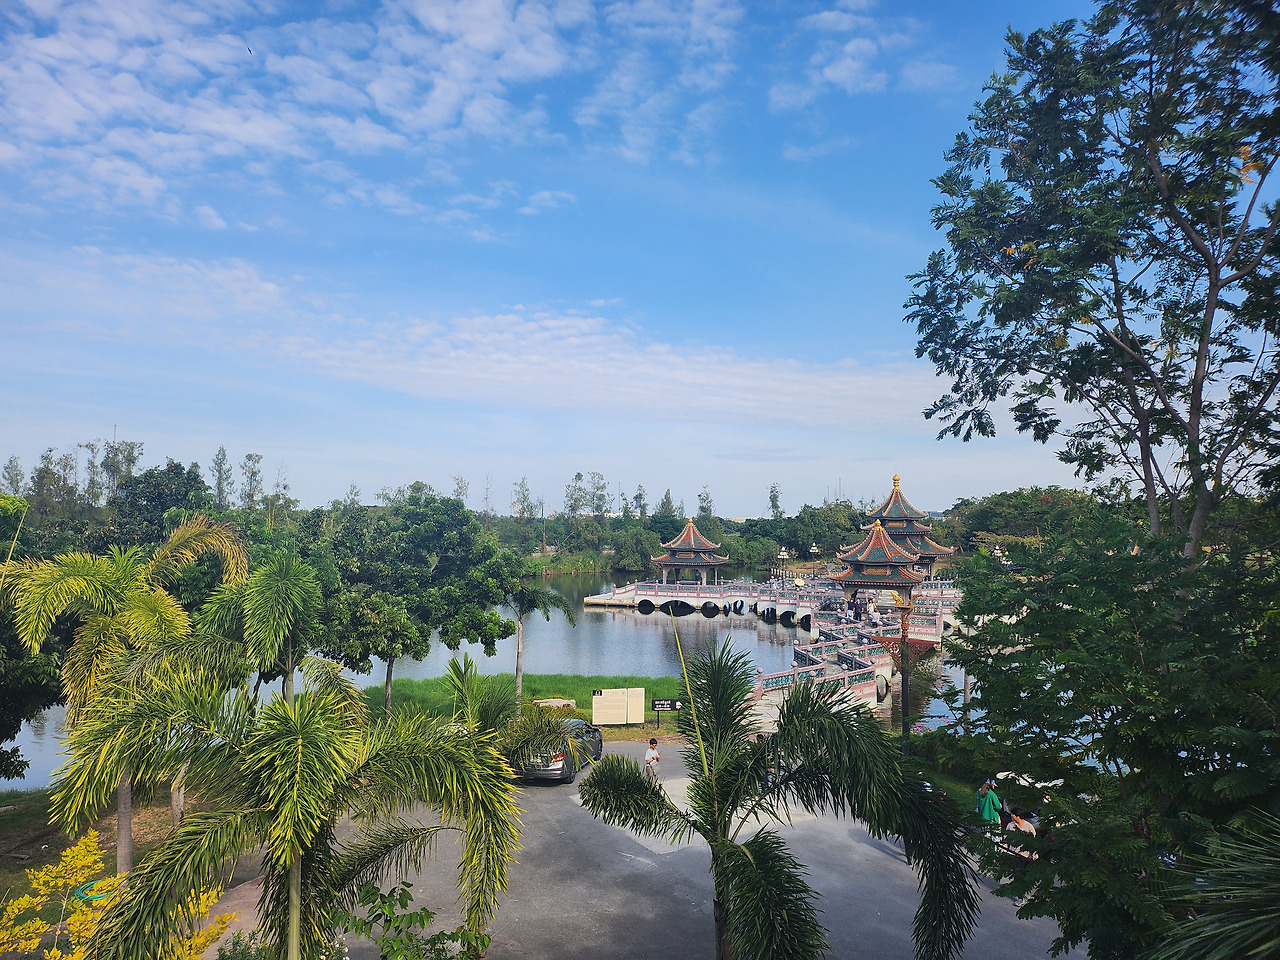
(0, 832), (235, 960)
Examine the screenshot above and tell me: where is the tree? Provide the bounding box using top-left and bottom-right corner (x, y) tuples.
(239, 453), (264, 511)
(494, 554), (575, 699)
(696, 486), (724, 542)
(451, 475), (469, 503)
(632, 484), (648, 519)
(110, 460), (211, 547)
(580, 641), (980, 960)
(512, 477), (537, 520)
(946, 510), (1280, 958)
(99, 440), (142, 503)
(656, 488), (676, 517)
(2, 457), (23, 496)
(3, 516), (248, 873)
(768, 483), (783, 521)
(210, 447), (233, 511)
(322, 494), (516, 707)
(197, 552), (321, 704)
(322, 589), (420, 712)
(906, 0), (1280, 553)
(79, 442), (104, 507)
(51, 662), (519, 960)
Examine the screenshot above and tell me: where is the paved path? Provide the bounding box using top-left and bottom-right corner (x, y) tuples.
(339, 741), (1066, 960)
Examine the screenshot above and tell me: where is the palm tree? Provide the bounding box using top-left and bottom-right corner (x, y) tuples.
(1148, 809), (1280, 960)
(51, 659), (520, 960)
(196, 552), (322, 704)
(499, 559), (575, 699)
(3, 516), (247, 872)
(579, 640), (980, 960)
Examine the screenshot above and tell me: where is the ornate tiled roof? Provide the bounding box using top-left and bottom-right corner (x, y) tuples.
(867, 474), (928, 521)
(900, 534), (956, 559)
(661, 518), (721, 552)
(839, 521), (921, 565)
(830, 563), (925, 589)
(650, 551), (730, 565)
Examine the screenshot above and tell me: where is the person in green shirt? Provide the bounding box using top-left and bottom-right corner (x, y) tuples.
(976, 781), (1002, 825)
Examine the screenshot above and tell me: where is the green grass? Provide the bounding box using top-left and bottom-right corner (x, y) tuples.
(369, 672), (691, 735)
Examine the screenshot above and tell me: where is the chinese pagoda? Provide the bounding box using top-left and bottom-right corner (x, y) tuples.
(859, 474), (954, 577)
(829, 520), (925, 602)
(652, 519), (729, 585)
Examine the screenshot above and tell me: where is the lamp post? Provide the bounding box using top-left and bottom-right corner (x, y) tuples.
(809, 542), (819, 577)
(894, 587), (915, 755)
(777, 547), (789, 580)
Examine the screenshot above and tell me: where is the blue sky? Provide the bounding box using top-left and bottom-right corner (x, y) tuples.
(0, 0), (1093, 516)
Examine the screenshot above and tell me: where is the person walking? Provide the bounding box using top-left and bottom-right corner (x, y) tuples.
(976, 781), (1002, 826)
(644, 738), (661, 783)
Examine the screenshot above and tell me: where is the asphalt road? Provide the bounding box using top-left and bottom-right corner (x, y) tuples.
(337, 740), (1067, 960)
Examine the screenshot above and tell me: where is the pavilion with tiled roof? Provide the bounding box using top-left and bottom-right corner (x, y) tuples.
(652, 518), (730, 584)
(830, 520), (925, 602)
(860, 474), (954, 577)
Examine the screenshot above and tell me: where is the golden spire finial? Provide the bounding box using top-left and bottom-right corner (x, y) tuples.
(873, 519), (883, 527)
(892, 474), (901, 489)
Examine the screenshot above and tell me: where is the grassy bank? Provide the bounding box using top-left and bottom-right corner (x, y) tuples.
(371, 673), (691, 738)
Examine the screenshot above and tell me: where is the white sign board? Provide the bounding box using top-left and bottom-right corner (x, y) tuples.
(592, 687), (646, 725)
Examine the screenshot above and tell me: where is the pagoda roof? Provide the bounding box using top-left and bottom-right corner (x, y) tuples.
(839, 521), (921, 565)
(830, 565), (926, 589)
(660, 518), (721, 552)
(866, 517), (935, 535)
(867, 474), (928, 521)
(650, 552), (730, 565)
(900, 534), (956, 558)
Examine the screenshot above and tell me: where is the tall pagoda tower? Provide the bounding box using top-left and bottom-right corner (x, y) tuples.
(651, 519), (729, 585)
(859, 474), (954, 578)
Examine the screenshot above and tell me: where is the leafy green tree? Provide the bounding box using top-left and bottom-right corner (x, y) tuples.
(3, 516), (247, 872)
(948, 511), (1280, 958)
(906, 0), (1280, 553)
(2, 457), (23, 496)
(324, 494), (515, 705)
(768, 483), (783, 521)
(52, 661), (519, 960)
(239, 453), (264, 511)
(580, 641), (980, 960)
(655, 488), (676, 517)
(611, 525), (660, 573)
(944, 486), (1098, 551)
(210, 446), (233, 511)
(322, 589), (420, 712)
(109, 460), (212, 548)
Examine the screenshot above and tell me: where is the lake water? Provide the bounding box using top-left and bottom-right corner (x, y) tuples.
(1, 570), (953, 790)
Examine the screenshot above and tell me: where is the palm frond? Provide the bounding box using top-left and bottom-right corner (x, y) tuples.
(192, 579), (247, 642)
(1148, 810), (1280, 960)
(500, 704), (581, 770)
(115, 587), (192, 648)
(61, 615), (130, 724)
(715, 829), (829, 960)
(241, 554), (322, 668)
(300, 656), (368, 725)
(577, 754), (698, 843)
(257, 823), (339, 960)
(84, 808), (269, 960)
(676, 640), (757, 755)
(897, 771), (981, 960)
(327, 818), (456, 909)
(145, 515), (249, 587)
(8, 554), (124, 654)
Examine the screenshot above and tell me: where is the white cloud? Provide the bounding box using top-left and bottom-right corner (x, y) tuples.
(195, 204), (227, 229)
(781, 136), (851, 162)
(587, 297), (622, 306)
(517, 188), (576, 214)
(770, 4), (950, 110)
(0, 244), (941, 433)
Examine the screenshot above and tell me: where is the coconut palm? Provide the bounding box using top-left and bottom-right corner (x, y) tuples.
(51, 659), (519, 960)
(497, 557), (575, 700)
(2, 515), (247, 871)
(579, 640), (981, 960)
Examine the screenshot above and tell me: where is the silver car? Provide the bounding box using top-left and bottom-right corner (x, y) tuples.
(520, 719), (604, 783)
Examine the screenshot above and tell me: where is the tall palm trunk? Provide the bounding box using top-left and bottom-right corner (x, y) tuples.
(712, 865), (731, 960)
(116, 767), (132, 874)
(170, 762), (187, 826)
(288, 855), (301, 960)
(514, 618), (525, 699)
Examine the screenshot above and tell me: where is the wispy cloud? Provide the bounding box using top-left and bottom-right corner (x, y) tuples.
(1, 244), (940, 432)
(517, 188), (575, 214)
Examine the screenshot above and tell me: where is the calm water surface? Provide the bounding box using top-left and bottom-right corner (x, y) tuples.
(2, 570), (956, 790)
